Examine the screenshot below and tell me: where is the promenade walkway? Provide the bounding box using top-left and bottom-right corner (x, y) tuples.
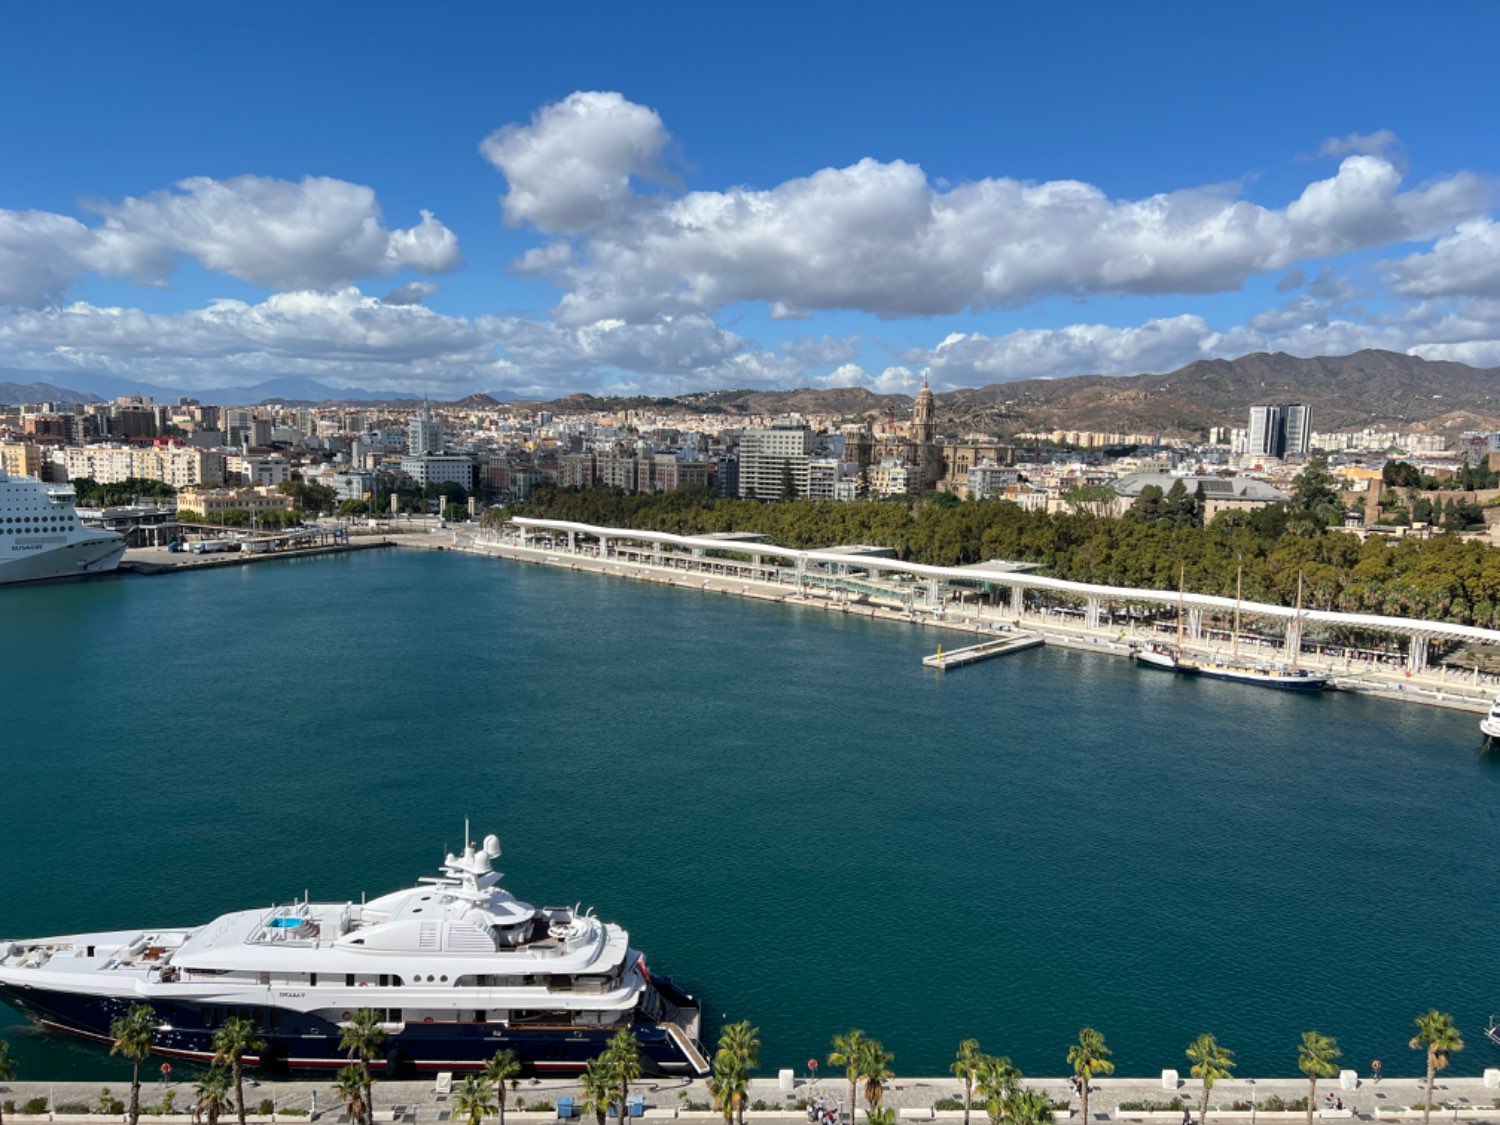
(442, 526), (1496, 716)
(4, 1073), (1497, 1123)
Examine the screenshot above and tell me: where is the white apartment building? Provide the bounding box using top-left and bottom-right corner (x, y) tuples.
(61, 444), (226, 488)
(738, 422), (813, 499)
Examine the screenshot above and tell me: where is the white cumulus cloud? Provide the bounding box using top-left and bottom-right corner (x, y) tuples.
(484, 93), (1492, 325)
(0, 175), (462, 307)
(480, 90), (675, 234)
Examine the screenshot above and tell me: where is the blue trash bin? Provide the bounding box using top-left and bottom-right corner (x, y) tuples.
(627, 1097), (645, 1119)
(557, 1097), (576, 1120)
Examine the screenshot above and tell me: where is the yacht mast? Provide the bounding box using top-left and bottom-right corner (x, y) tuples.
(1291, 571), (1304, 671)
(1232, 563), (1243, 663)
(1176, 564), (1186, 649)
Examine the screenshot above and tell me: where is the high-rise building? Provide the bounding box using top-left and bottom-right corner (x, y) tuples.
(738, 421), (813, 499)
(408, 402), (443, 455)
(1247, 403), (1312, 459)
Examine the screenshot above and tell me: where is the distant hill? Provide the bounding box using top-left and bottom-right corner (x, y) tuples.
(514, 351), (1500, 440)
(0, 381), (104, 405)
(939, 350), (1500, 437)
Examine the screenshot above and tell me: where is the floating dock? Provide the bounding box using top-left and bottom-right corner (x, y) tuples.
(923, 630), (1043, 669)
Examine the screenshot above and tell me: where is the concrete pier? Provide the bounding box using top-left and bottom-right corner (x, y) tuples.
(923, 631), (1043, 669)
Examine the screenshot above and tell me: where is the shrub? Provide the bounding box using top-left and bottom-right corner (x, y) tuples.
(257, 1099), (275, 1116)
(1258, 1096), (1285, 1112)
(282, 1112), (308, 1118)
(934, 1100), (964, 1112)
(1118, 1099), (1184, 1112)
(22, 1097), (50, 1115)
(162, 1091), (177, 1115)
(752, 1101), (771, 1112)
(686, 1102), (710, 1112)
(2, 1102), (14, 1117)
(55, 1103), (92, 1115)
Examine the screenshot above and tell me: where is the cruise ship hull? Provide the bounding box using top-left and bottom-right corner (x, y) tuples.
(0, 534), (126, 586)
(0, 977), (704, 1075)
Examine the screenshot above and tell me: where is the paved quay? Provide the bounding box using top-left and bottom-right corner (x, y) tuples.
(121, 540), (391, 575)
(414, 529), (1495, 717)
(4, 1074), (1498, 1122)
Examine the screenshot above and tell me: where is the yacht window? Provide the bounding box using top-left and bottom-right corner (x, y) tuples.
(439, 975), (448, 983)
(310, 973), (318, 986)
(346, 974), (355, 987)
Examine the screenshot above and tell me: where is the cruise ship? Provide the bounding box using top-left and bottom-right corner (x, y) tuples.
(0, 833), (709, 1076)
(0, 468), (125, 585)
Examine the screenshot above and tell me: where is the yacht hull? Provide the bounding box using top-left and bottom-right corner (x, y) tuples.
(0, 979), (703, 1074)
(0, 535), (125, 586)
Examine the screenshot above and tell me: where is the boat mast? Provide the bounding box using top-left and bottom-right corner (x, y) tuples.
(1291, 571), (1304, 671)
(1177, 564), (1186, 649)
(1232, 563), (1243, 663)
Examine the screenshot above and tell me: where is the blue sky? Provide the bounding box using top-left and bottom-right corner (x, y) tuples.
(2, 2), (1498, 398)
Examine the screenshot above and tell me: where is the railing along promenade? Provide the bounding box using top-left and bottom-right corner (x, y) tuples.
(496, 518), (1500, 680)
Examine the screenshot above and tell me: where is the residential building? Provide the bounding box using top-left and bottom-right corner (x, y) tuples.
(400, 453), (474, 491)
(408, 403), (443, 455)
(967, 461), (1020, 500)
(0, 442), (43, 478)
(738, 421), (813, 499)
(1247, 403), (1312, 459)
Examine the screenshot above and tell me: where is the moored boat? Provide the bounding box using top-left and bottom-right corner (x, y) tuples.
(0, 832), (708, 1076)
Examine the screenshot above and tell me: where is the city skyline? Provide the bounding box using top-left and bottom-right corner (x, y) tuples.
(2, 3), (1497, 399)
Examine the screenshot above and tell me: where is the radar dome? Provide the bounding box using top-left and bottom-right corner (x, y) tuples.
(483, 834), (501, 858)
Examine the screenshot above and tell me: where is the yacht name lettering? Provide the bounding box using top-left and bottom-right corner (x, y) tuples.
(277, 991), (306, 998)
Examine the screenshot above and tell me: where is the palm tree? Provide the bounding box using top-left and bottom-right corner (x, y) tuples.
(334, 1066), (368, 1125)
(605, 1030), (641, 1125)
(0, 1040), (15, 1125)
(484, 1050), (523, 1125)
(194, 1066), (233, 1125)
(857, 1039), (895, 1112)
(1008, 1089), (1054, 1125)
(828, 1030), (868, 1125)
(212, 1017), (265, 1125)
(1067, 1028), (1114, 1125)
(1409, 1011), (1464, 1125)
(709, 1052), (749, 1125)
(950, 1040), (983, 1125)
(581, 1056), (617, 1125)
(974, 1055), (1020, 1125)
(1296, 1033), (1341, 1125)
(454, 1077), (497, 1125)
(715, 1022), (760, 1125)
(340, 1009), (388, 1124)
(109, 1004), (157, 1125)
(1185, 1034), (1235, 1125)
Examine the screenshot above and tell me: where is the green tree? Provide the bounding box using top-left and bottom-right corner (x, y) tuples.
(974, 1055), (1020, 1125)
(1289, 459), (1345, 532)
(1008, 1089), (1054, 1125)
(334, 1066), (367, 1125)
(715, 1023), (760, 1125)
(193, 1066), (233, 1125)
(1066, 1028), (1114, 1125)
(1064, 484), (1117, 518)
(484, 1050), (523, 1125)
(950, 1039), (983, 1125)
(1409, 1011), (1463, 1125)
(581, 1056), (617, 1125)
(109, 1004), (156, 1125)
(453, 1077), (497, 1125)
(1185, 1034), (1235, 1125)
(0, 1039), (14, 1125)
(339, 1009), (387, 1125)
(828, 1030), (868, 1125)
(605, 1029), (641, 1125)
(1296, 1032), (1341, 1125)
(1382, 461), (1422, 488)
(708, 1051), (749, 1125)
(212, 1016), (265, 1125)
(857, 1038), (895, 1111)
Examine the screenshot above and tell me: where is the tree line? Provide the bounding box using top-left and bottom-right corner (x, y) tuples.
(495, 481), (1500, 628)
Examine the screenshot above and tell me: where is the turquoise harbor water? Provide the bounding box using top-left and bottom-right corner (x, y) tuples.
(1, 548), (1497, 1081)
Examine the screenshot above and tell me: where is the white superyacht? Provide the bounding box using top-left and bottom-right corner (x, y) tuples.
(0, 467), (125, 585)
(0, 832), (708, 1076)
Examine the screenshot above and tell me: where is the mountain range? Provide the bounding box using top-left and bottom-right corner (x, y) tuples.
(4, 350), (1499, 438)
(528, 350), (1500, 439)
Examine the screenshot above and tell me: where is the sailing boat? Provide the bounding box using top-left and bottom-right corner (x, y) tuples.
(1133, 566), (1329, 691)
